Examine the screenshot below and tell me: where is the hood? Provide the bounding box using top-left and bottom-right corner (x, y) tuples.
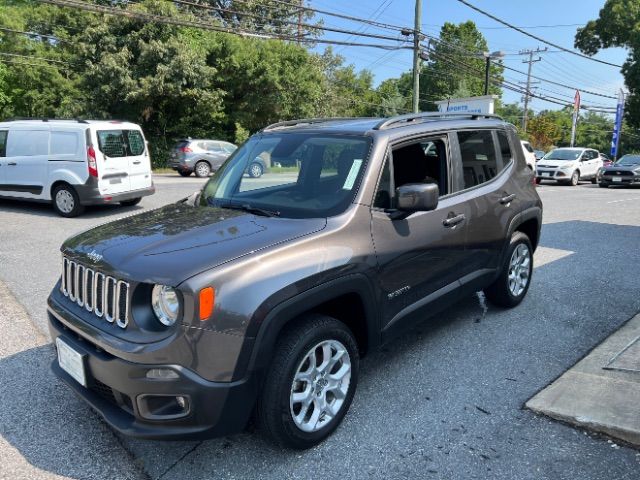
(62, 203), (327, 285)
(537, 159), (578, 168)
(603, 164), (640, 172)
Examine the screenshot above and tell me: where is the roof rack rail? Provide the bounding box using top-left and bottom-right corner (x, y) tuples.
(373, 112), (503, 130)
(262, 117), (367, 131)
(3, 117), (90, 124)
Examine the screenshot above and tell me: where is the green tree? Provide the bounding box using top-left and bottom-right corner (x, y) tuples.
(575, 0), (639, 127)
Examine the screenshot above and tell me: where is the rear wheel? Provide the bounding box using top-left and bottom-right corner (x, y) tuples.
(591, 177), (597, 184)
(120, 197), (142, 207)
(484, 231), (533, 308)
(194, 161), (211, 178)
(52, 183), (85, 218)
(257, 314), (359, 449)
(178, 170), (191, 177)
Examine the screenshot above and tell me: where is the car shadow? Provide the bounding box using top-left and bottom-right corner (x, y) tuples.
(2, 220), (640, 479)
(0, 197), (144, 220)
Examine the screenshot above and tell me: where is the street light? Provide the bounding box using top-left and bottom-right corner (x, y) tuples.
(482, 51), (504, 96)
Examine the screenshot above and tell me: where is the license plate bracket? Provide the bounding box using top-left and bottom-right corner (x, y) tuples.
(56, 337), (87, 387)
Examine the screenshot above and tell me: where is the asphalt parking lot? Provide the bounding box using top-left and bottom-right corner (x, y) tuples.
(1, 175), (640, 479)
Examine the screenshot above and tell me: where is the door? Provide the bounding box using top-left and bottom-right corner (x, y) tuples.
(0, 130), (7, 189)
(581, 150), (600, 176)
(202, 141), (228, 170)
(3, 128), (49, 199)
(457, 129), (520, 274)
(95, 129), (132, 194)
(371, 135), (471, 331)
(125, 129), (152, 191)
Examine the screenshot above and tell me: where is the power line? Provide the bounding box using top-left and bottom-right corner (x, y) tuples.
(0, 26), (67, 43)
(454, 0), (623, 68)
(0, 57), (68, 70)
(0, 51), (72, 65)
(36, 0), (411, 50)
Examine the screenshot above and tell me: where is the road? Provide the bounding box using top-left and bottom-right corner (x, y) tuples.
(1, 175), (640, 479)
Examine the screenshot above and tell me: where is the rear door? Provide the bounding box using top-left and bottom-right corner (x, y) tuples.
(3, 128), (49, 199)
(125, 129), (152, 190)
(0, 130), (7, 188)
(95, 129), (132, 194)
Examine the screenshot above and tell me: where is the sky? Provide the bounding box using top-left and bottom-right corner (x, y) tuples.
(310, 0), (628, 114)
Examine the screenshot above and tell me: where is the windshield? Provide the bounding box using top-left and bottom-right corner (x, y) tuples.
(200, 133), (371, 218)
(543, 149), (582, 161)
(616, 154), (640, 166)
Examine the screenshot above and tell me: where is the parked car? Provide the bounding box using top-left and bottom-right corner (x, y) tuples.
(597, 154), (640, 188)
(600, 153), (613, 167)
(170, 139), (239, 178)
(48, 113), (541, 449)
(0, 119), (154, 217)
(536, 147), (603, 186)
(534, 150), (545, 161)
(521, 140), (536, 170)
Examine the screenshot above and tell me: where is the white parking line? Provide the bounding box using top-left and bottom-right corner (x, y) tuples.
(607, 197), (640, 204)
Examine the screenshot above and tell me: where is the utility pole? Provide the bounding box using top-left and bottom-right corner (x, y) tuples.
(297, 0), (303, 45)
(519, 47), (547, 132)
(412, 0), (422, 113)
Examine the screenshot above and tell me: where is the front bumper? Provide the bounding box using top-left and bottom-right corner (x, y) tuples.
(48, 312), (258, 440)
(76, 184), (156, 206)
(536, 168), (570, 180)
(598, 174), (640, 186)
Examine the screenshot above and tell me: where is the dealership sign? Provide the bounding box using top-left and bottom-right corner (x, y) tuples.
(434, 95), (499, 115)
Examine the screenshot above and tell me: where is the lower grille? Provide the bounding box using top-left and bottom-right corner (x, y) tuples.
(91, 379), (117, 405)
(61, 257), (130, 328)
(606, 171), (633, 176)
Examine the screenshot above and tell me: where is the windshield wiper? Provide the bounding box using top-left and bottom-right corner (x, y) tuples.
(218, 202), (281, 217)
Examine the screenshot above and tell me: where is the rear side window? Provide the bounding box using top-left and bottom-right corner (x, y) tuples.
(523, 142), (534, 153)
(497, 131), (514, 166)
(458, 130), (499, 190)
(0, 131), (6, 157)
(97, 129), (145, 157)
(6, 130), (48, 157)
(50, 131), (79, 155)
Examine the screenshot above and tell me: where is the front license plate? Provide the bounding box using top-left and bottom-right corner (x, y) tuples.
(613, 177), (622, 182)
(542, 172), (551, 177)
(56, 337), (87, 387)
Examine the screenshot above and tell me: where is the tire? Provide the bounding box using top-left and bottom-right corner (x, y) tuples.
(52, 183), (85, 218)
(599, 183), (609, 188)
(120, 197), (142, 207)
(178, 170), (191, 177)
(534, 177), (542, 185)
(248, 162), (264, 178)
(591, 177), (597, 184)
(484, 231), (533, 308)
(569, 170), (580, 186)
(194, 161), (211, 178)
(257, 314), (359, 450)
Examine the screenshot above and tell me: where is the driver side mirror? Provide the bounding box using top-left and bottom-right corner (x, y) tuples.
(396, 183), (439, 212)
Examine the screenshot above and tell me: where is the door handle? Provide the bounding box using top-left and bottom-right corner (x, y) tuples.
(443, 214), (465, 228)
(133, 161), (141, 165)
(500, 193), (516, 205)
(7, 162), (17, 166)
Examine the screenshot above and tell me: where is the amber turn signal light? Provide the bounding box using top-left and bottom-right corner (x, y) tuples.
(199, 287), (215, 321)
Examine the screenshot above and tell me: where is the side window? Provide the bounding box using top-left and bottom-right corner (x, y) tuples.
(6, 130), (49, 157)
(0, 131), (7, 157)
(497, 131), (514, 167)
(50, 131), (79, 156)
(97, 130), (127, 158)
(208, 142), (222, 153)
(458, 130), (499, 190)
(373, 137), (449, 209)
(126, 130), (145, 156)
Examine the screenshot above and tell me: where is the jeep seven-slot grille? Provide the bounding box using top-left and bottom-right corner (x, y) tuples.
(61, 257), (130, 328)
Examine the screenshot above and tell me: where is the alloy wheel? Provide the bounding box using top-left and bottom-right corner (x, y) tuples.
(289, 340), (351, 433)
(508, 243), (531, 297)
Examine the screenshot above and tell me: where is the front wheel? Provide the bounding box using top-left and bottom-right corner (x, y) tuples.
(194, 161), (211, 178)
(484, 231), (533, 308)
(257, 315), (359, 449)
(569, 170), (579, 186)
(178, 170), (191, 177)
(248, 162), (264, 178)
(599, 183), (609, 188)
(52, 184), (85, 218)
(591, 177), (597, 184)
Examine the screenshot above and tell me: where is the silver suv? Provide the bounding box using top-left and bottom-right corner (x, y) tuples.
(169, 139), (238, 178)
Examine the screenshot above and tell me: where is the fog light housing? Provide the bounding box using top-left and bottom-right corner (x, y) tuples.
(146, 368), (179, 380)
(137, 394), (191, 420)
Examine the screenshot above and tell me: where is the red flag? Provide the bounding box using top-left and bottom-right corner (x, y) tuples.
(574, 90), (581, 113)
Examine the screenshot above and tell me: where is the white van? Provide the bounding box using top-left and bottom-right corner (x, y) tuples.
(0, 119), (155, 217)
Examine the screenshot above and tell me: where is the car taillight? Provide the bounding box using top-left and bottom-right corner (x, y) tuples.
(87, 146), (98, 177)
(179, 147), (192, 153)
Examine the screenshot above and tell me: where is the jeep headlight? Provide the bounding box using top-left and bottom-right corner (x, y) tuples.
(151, 285), (180, 326)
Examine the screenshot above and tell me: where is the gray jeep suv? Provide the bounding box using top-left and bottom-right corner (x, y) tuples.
(48, 113), (542, 449)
